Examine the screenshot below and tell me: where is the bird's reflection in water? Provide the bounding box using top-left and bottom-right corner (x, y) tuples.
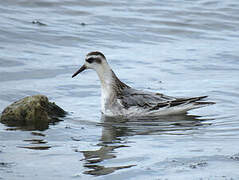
(81, 113), (212, 176)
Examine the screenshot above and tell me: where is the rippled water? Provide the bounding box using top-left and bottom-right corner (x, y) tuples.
(1, 0), (239, 179)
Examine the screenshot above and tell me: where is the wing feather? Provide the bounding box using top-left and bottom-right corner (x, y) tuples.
(118, 88), (210, 110)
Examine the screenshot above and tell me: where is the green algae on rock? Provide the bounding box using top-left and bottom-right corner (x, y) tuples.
(0, 95), (66, 130)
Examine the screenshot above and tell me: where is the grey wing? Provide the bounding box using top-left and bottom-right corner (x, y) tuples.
(119, 88), (210, 110)
(119, 88), (175, 109)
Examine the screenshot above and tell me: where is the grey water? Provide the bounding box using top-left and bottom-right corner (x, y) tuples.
(1, 0), (239, 179)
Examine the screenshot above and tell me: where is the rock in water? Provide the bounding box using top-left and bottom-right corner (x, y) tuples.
(0, 95), (66, 130)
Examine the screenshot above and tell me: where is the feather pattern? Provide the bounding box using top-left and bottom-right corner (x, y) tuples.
(104, 73), (214, 116)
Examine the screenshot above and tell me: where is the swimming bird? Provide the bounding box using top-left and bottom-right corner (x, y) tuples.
(72, 51), (214, 116)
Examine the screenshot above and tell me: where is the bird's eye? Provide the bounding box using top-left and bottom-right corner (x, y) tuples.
(86, 57), (102, 64)
(86, 57), (94, 64)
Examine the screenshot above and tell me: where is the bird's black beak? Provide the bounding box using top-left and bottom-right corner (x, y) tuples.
(72, 64), (87, 78)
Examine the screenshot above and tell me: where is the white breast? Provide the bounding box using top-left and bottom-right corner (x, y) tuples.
(100, 75), (114, 114)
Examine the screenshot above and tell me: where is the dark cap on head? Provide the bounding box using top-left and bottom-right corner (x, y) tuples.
(87, 51), (106, 59)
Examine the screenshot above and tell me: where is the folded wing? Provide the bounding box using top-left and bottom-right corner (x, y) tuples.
(119, 88), (213, 110)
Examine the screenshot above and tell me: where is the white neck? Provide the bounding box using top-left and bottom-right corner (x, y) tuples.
(95, 64), (113, 89)
(94, 64), (115, 113)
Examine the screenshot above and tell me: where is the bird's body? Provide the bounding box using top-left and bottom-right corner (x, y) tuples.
(72, 51), (214, 117)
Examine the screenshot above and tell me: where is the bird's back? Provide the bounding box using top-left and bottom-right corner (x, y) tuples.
(113, 87), (214, 116)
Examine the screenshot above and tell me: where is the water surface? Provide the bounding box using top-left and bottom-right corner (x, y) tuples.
(1, 0), (239, 179)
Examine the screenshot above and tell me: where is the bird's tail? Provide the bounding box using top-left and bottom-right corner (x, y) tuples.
(189, 96), (215, 106)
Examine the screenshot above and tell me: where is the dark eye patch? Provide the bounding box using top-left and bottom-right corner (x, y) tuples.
(86, 57), (94, 64)
(86, 57), (102, 64)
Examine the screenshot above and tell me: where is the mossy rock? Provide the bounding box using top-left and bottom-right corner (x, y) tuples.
(0, 95), (66, 130)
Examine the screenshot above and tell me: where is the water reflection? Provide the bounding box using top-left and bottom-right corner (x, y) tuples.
(100, 114), (211, 141)
(83, 164), (135, 176)
(18, 138), (51, 150)
(82, 114), (212, 176)
(1, 119), (61, 131)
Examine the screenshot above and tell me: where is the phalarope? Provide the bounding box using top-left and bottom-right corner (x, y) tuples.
(72, 51), (214, 116)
